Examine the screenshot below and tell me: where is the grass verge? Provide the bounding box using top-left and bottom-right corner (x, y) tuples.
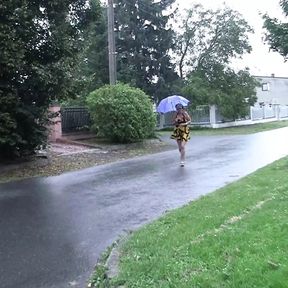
(95, 156), (288, 288)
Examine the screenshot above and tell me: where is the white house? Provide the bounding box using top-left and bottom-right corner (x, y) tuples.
(255, 75), (288, 106)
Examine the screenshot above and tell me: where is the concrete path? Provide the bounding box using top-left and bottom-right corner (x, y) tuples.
(0, 128), (287, 288)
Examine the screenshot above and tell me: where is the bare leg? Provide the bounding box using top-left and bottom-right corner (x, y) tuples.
(177, 140), (186, 164)
(177, 140), (182, 154)
(180, 141), (186, 162)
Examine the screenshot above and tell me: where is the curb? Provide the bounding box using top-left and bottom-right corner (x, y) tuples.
(88, 232), (132, 288)
(106, 245), (121, 279)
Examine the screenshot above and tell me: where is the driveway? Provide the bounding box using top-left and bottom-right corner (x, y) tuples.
(0, 128), (288, 288)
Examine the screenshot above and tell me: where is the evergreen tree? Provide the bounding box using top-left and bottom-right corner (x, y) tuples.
(78, 2), (109, 97)
(114, 0), (179, 100)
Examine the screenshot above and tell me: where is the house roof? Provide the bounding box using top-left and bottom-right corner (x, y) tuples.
(253, 75), (288, 80)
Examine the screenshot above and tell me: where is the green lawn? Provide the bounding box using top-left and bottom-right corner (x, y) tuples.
(159, 120), (288, 136)
(94, 156), (288, 288)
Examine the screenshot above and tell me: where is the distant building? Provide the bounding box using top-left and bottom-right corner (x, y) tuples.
(254, 74), (288, 106)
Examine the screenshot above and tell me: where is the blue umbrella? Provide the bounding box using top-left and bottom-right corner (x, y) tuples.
(156, 95), (190, 113)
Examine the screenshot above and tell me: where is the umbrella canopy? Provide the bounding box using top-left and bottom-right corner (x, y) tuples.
(156, 95), (190, 113)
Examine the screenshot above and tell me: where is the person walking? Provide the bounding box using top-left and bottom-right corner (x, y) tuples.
(171, 103), (191, 166)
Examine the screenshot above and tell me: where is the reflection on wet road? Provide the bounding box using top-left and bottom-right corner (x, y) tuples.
(0, 128), (287, 288)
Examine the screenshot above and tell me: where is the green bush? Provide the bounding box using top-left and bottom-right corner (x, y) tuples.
(86, 84), (156, 143)
(0, 92), (48, 159)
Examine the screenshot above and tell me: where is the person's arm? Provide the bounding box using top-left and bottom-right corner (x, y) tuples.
(180, 111), (191, 126)
(185, 112), (191, 125)
(172, 112), (179, 125)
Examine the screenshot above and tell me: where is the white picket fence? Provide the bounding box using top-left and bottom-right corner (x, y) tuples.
(158, 104), (288, 129)
(279, 106), (288, 118)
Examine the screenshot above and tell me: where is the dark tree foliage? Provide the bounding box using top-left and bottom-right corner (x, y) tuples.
(114, 0), (179, 100)
(183, 64), (258, 120)
(263, 0), (288, 60)
(77, 2), (109, 98)
(0, 0), (99, 158)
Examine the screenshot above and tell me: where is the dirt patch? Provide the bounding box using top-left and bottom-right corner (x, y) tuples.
(0, 136), (175, 183)
(49, 143), (99, 155)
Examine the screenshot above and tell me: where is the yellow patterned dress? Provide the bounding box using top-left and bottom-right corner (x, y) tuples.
(170, 112), (190, 142)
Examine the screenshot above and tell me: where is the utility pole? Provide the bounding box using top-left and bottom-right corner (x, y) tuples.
(107, 0), (116, 85)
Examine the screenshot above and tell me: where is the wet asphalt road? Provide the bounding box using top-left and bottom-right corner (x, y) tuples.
(0, 128), (288, 288)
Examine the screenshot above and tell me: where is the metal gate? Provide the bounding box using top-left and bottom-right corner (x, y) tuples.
(61, 107), (91, 133)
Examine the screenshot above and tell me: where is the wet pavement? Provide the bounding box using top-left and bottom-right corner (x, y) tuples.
(0, 128), (288, 288)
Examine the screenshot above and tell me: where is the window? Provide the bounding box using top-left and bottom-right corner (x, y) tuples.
(262, 83), (270, 91)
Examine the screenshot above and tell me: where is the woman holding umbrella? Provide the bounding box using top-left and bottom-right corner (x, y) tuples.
(171, 103), (191, 167)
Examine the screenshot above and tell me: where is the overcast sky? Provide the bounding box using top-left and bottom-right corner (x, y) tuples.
(176, 0), (287, 77)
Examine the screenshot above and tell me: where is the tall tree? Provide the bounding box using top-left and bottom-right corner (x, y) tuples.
(174, 4), (253, 78)
(114, 0), (179, 100)
(173, 4), (257, 120)
(0, 0), (99, 158)
(263, 0), (288, 60)
(77, 2), (109, 98)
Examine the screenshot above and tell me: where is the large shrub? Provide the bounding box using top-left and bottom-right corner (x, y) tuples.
(86, 84), (156, 143)
(0, 92), (48, 159)
(0, 0), (100, 159)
